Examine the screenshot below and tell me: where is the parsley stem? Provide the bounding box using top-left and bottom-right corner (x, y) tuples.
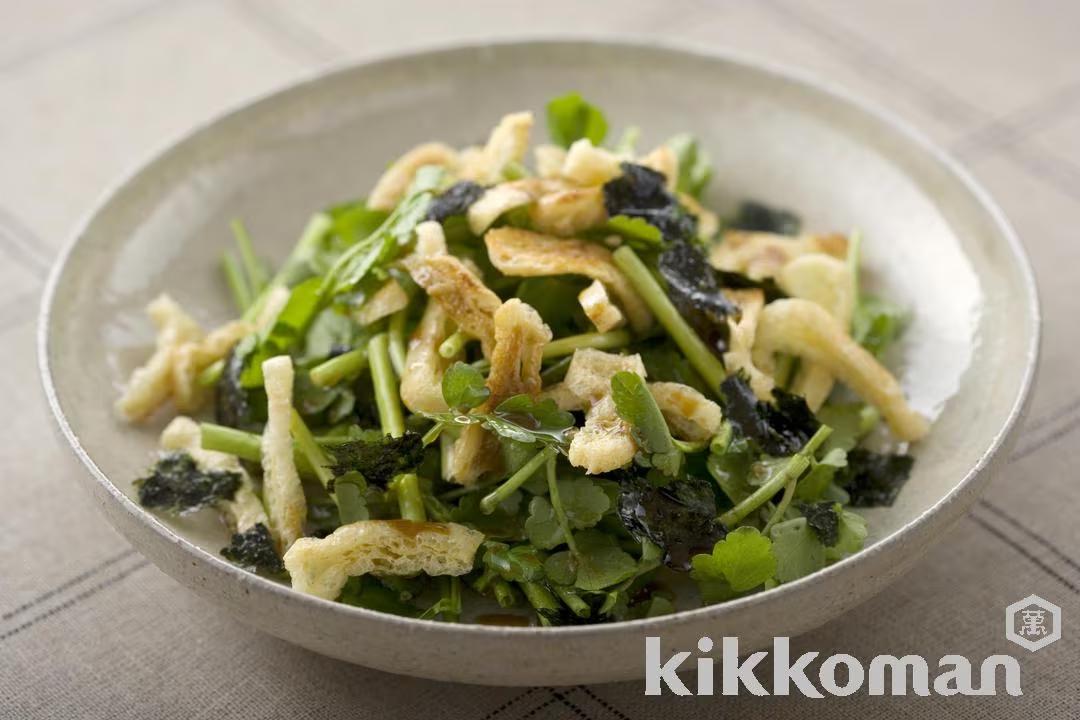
(242, 212), (332, 324)
(369, 333), (404, 437)
(309, 346), (368, 388)
(221, 250), (252, 313)
(231, 219), (268, 294)
(718, 425), (833, 527)
(520, 581), (560, 623)
(438, 330), (472, 359)
(289, 409), (334, 489)
(612, 246), (727, 394)
(479, 447), (555, 514)
(197, 358), (225, 388)
(198, 422), (318, 480)
(391, 473), (427, 522)
(388, 310), (408, 376)
(553, 586), (591, 618)
(546, 453), (579, 556)
(421, 423), (443, 447)
(471, 329), (632, 371)
(492, 579), (518, 608)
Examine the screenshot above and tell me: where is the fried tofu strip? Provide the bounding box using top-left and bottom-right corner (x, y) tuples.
(355, 278), (409, 327)
(534, 144), (567, 178)
(484, 227), (653, 333)
(777, 254), (856, 410)
(400, 300), (456, 414)
(261, 356), (306, 552)
(753, 299), (928, 442)
(458, 112), (534, 184)
(403, 253), (502, 357)
(467, 184), (533, 235)
(160, 416), (268, 532)
(722, 289), (775, 401)
(170, 320), (252, 413)
(115, 294), (203, 422)
(648, 382), (723, 442)
(710, 230), (848, 280)
(284, 520), (485, 600)
(447, 299), (552, 486)
(578, 279), (625, 332)
(528, 186), (607, 237)
(569, 395), (637, 474)
(560, 139), (623, 186)
(367, 142), (458, 211)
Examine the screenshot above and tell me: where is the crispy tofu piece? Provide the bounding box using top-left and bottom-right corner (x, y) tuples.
(414, 219), (448, 258)
(710, 230), (849, 280)
(403, 253), (502, 357)
(467, 184), (533, 235)
(777, 254), (856, 410)
(529, 186), (607, 236)
(648, 382), (723, 442)
(534, 144), (568, 178)
(400, 300), (456, 414)
(484, 227), (653, 333)
(261, 356), (306, 552)
(458, 112), (534, 184)
(485, 299), (552, 404)
(568, 395), (637, 474)
(722, 288), (775, 401)
(638, 145), (678, 191)
(355, 278), (410, 327)
(753, 298), (928, 442)
(445, 422), (503, 487)
(115, 294), (204, 422)
(367, 142), (458, 211)
(160, 416), (268, 532)
(284, 520), (485, 600)
(171, 320), (253, 412)
(561, 348), (647, 410)
(578, 279), (625, 333)
(560, 139), (622, 186)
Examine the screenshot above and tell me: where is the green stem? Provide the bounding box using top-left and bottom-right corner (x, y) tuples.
(472, 329), (632, 372)
(553, 586), (590, 618)
(392, 473), (427, 522)
(199, 422), (318, 480)
(612, 246), (726, 393)
(492, 579), (518, 608)
(479, 447), (554, 514)
(290, 410), (334, 489)
(368, 333), (404, 437)
(242, 213), (332, 323)
(388, 310), (408, 376)
(718, 425), (832, 527)
(231, 219), (268, 294)
(438, 330), (472, 359)
(309, 346), (368, 388)
(545, 454), (578, 555)
(221, 250), (252, 313)
(197, 358), (225, 388)
(762, 469), (799, 535)
(421, 423), (443, 447)
(520, 581), (559, 621)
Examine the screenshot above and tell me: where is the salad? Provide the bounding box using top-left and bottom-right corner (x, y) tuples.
(118, 93), (927, 626)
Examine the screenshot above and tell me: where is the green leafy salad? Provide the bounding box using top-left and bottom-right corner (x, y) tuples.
(118, 93), (929, 625)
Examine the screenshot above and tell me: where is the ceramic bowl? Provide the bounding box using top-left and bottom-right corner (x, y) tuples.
(39, 39), (1039, 685)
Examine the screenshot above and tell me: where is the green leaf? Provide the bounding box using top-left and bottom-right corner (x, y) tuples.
(482, 541), (545, 583)
(852, 295), (908, 356)
(331, 471), (371, 524)
(825, 509), (867, 562)
(690, 526), (777, 594)
(666, 134), (713, 200)
(441, 361), (490, 411)
(551, 530), (638, 592)
(543, 551), (577, 586)
(338, 576), (419, 616)
(327, 202), (391, 251)
(299, 307), (360, 364)
(240, 276), (323, 387)
(794, 447), (847, 501)
(545, 92), (608, 148)
(605, 215), (664, 250)
(770, 517), (826, 583)
(815, 403), (879, 453)
(610, 371), (682, 477)
(426, 394), (575, 449)
(524, 478), (610, 549)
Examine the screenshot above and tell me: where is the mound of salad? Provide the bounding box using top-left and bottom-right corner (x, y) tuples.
(118, 93), (927, 626)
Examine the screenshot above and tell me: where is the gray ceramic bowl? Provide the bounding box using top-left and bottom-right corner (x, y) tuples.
(39, 39), (1039, 685)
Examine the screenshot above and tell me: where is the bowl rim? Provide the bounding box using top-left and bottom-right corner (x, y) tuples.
(37, 35), (1041, 639)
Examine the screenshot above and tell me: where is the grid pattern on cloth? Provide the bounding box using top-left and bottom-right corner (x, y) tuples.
(1, 1), (1078, 717)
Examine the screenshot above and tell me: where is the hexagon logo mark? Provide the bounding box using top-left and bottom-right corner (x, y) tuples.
(1006, 594), (1061, 652)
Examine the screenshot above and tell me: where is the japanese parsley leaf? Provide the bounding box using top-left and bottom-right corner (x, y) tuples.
(825, 509), (868, 563)
(481, 541), (545, 583)
(770, 517), (826, 583)
(570, 530), (638, 591)
(665, 133), (713, 200)
(690, 526), (777, 594)
(610, 371), (682, 477)
(545, 92), (608, 148)
(852, 295), (908, 357)
(441, 361), (490, 411)
(525, 478), (610, 549)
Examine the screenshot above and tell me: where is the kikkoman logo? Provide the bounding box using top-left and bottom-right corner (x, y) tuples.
(645, 637), (1024, 697)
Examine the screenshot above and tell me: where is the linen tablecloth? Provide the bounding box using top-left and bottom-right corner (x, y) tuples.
(2, 1), (1077, 717)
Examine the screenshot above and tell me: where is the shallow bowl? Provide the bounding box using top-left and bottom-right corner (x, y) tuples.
(39, 39), (1039, 685)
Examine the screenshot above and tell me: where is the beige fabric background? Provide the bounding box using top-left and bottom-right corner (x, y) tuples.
(2, 1), (1078, 717)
